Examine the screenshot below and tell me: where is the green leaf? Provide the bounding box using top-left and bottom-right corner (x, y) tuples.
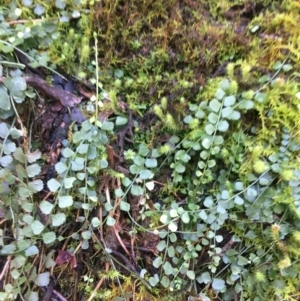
(55, 162), (67, 174)
(169, 233), (177, 242)
(88, 190), (98, 202)
(221, 107), (233, 118)
(272, 60), (282, 70)
(205, 123), (215, 136)
(169, 209), (178, 218)
(26, 150), (41, 163)
(251, 24), (260, 33)
(104, 202), (114, 211)
(58, 196), (73, 208)
(283, 64), (292, 72)
(91, 217), (101, 227)
(204, 197), (213, 208)
(115, 188), (124, 197)
(28, 180), (43, 192)
(208, 159), (216, 168)
(16, 164), (27, 181)
(215, 235), (223, 243)
(215, 88), (226, 100)
(239, 100), (254, 110)
(76, 173), (86, 181)
(212, 278), (225, 290)
(76, 143), (89, 154)
(122, 177), (132, 187)
(40, 200), (54, 214)
(226, 249), (239, 256)
(116, 116), (128, 126)
(55, 0), (66, 9)
(160, 214), (169, 224)
(71, 157), (85, 171)
(62, 147), (74, 158)
(153, 256), (163, 268)
(160, 275), (170, 288)
(246, 187), (257, 198)
(214, 135), (224, 145)
(163, 261), (174, 275)
(254, 92), (267, 103)
(217, 120), (229, 132)
(258, 74), (270, 83)
(51, 213), (66, 227)
(28, 291), (39, 301)
(184, 115), (193, 124)
(145, 158), (157, 168)
(208, 112), (218, 124)
(0, 87), (10, 110)
(209, 98), (222, 112)
(47, 179), (61, 192)
(238, 255), (249, 265)
(138, 144), (150, 156)
(31, 220), (45, 235)
(25, 246), (39, 257)
(145, 181), (155, 190)
(133, 155), (145, 166)
(224, 95), (236, 106)
(219, 79), (230, 91)
(129, 164), (141, 174)
(187, 270), (195, 280)
(42, 232), (56, 244)
(167, 246), (175, 257)
(196, 272), (211, 284)
(202, 138), (212, 149)
(131, 185), (143, 196)
(228, 110), (241, 120)
(120, 201), (130, 212)
(101, 121), (114, 131)
(157, 240), (166, 251)
(195, 109), (206, 118)
(149, 274), (159, 287)
(23, 214), (34, 224)
(181, 211), (190, 223)
(5, 76), (26, 94)
(1, 244), (16, 255)
(151, 149), (160, 158)
(35, 272), (50, 287)
(168, 221), (178, 232)
(175, 163), (185, 173)
(99, 160), (108, 169)
(234, 196), (244, 205)
(106, 216), (116, 226)
(139, 169), (154, 179)
(0, 155), (13, 167)
(198, 152), (207, 161)
(63, 177), (76, 189)
(199, 210), (207, 220)
(221, 190), (230, 199)
(82, 231), (92, 240)
(169, 135), (180, 144)
(3, 141), (16, 154)
(73, 131), (83, 144)
(0, 122), (10, 138)
(234, 182), (244, 190)
(114, 69), (124, 78)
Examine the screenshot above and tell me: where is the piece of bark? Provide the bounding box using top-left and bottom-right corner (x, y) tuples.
(25, 76), (81, 107)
